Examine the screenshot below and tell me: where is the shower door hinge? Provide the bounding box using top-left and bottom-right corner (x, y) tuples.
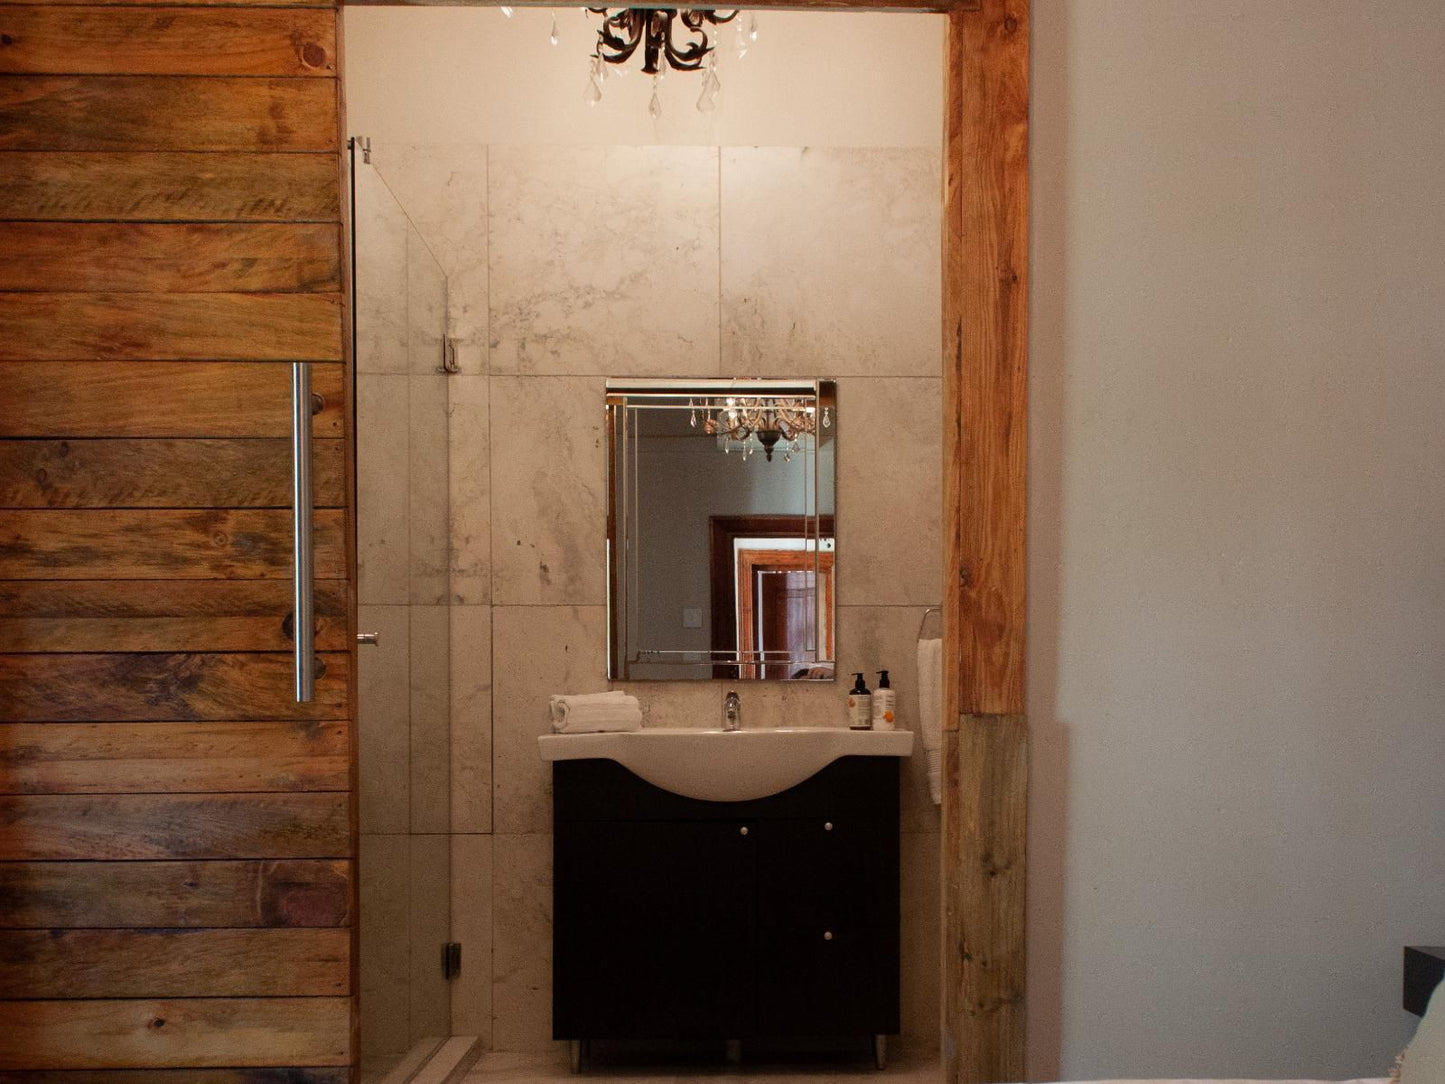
(443, 941), (462, 981)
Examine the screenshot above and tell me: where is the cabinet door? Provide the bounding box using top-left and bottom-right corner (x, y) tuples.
(554, 819), (756, 1039)
(755, 818), (896, 928)
(755, 921), (899, 1036)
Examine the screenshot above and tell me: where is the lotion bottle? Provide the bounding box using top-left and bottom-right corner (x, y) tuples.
(872, 670), (897, 730)
(847, 672), (873, 730)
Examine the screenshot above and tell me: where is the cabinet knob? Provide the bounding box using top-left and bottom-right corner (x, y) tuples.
(739, 826), (749, 837)
(823, 930), (834, 941)
(824, 821), (834, 831)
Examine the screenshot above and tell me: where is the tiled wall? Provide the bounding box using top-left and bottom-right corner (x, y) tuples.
(364, 143), (944, 1056)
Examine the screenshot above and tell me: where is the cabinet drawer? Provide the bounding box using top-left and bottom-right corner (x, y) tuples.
(756, 818), (898, 927)
(755, 923), (899, 1036)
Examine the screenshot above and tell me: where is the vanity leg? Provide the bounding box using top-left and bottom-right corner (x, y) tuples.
(873, 1034), (887, 1071)
(570, 1039), (584, 1074)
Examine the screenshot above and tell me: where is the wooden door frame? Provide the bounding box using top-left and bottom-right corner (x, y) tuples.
(337, 1), (1029, 1079)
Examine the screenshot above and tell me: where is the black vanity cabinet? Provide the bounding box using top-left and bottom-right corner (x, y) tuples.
(552, 756), (900, 1045)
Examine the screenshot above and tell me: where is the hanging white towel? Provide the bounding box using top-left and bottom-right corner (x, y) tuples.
(549, 690), (643, 734)
(916, 638), (943, 805)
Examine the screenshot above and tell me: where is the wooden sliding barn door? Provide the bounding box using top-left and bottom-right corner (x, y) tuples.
(0, 0), (356, 1077)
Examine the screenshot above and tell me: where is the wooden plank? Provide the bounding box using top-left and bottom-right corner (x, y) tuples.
(949, 0), (1029, 718)
(0, 7), (336, 77)
(0, 652), (349, 722)
(0, 721), (350, 794)
(0, 1071), (349, 1084)
(0, 152), (340, 222)
(0, 292), (342, 361)
(0, 76), (338, 152)
(943, 717), (1027, 1084)
(0, 580), (348, 653)
(0, 362), (345, 438)
(0, 793), (350, 860)
(0, 508), (346, 580)
(0, 224), (342, 293)
(0, 859), (351, 929)
(0, 439), (346, 509)
(0, 928), (349, 998)
(0, 997), (350, 1070)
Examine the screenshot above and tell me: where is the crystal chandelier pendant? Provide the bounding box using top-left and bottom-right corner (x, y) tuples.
(649, 74), (662, 120)
(549, 13), (560, 45)
(748, 12), (759, 42)
(735, 20), (749, 59)
(584, 55), (604, 105)
(499, 5), (513, 16)
(696, 55), (721, 114)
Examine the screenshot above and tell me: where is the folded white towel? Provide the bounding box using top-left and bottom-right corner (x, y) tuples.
(916, 638), (943, 805)
(549, 691), (643, 734)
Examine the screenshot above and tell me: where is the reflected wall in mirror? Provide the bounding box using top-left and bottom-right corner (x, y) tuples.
(608, 379), (837, 682)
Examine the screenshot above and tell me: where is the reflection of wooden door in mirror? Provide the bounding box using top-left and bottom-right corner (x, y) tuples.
(709, 515), (835, 680)
(738, 551), (836, 680)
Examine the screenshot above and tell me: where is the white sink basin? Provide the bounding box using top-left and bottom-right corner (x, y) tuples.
(537, 726), (913, 803)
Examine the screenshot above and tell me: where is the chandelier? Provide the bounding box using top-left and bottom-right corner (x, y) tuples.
(589, 8), (736, 74)
(580, 8), (758, 114)
(691, 395), (830, 462)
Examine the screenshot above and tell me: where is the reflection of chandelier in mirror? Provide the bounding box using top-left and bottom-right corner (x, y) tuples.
(691, 396), (831, 462)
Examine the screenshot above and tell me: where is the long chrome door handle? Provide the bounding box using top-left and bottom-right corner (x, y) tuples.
(292, 361), (315, 703)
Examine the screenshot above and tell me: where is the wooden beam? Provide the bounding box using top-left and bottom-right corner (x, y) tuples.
(941, 0), (1029, 1080)
(943, 718), (1028, 1082)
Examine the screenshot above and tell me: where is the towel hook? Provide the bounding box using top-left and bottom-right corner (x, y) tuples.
(916, 606), (942, 641)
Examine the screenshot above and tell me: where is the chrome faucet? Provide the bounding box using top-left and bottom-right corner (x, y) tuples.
(723, 690), (742, 731)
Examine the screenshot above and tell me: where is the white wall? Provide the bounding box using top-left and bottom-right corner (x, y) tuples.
(1029, 1), (1445, 1079)
(344, 7), (941, 148)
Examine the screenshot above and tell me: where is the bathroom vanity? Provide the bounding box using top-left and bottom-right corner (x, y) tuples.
(547, 732), (909, 1065)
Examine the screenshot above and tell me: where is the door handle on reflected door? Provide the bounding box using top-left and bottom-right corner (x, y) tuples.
(357, 632), (380, 646)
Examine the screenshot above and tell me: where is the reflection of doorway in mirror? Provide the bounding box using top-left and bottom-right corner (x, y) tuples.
(737, 550), (835, 680)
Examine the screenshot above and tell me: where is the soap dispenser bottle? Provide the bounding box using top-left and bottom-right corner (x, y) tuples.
(847, 672), (873, 730)
(872, 670), (897, 731)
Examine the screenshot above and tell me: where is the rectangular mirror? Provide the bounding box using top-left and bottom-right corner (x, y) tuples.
(608, 379), (837, 682)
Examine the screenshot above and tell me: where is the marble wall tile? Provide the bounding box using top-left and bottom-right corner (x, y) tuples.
(358, 375), (411, 605)
(720, 147), (942, 379)
(899, 830), (941, 1050)
(836, 377), (942, 606)
(836, 606), (942, 835)
(451, 604), (493, 834)
(377, 144), (489, 369)
(492, 833), (556, 1053)
(449, 374), (491, 605)
(355, 165), (409, 375)
(452, 833), (494, 1044)
(410, 605), (451, 835)
(359, 605), (411, 834)
(492, 605), (608, 835)
(360, 832), (411, 1059)
(613, 681), (725, 729)
(410, 374), (451, 606)
(488, 145), (720, 377)
(408, 223), (448, 376)
(490, 377), (607, 606)
(409, 833), (452, 1040)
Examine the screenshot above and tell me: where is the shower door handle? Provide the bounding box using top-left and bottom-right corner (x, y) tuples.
(292, 361), (316, 703)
